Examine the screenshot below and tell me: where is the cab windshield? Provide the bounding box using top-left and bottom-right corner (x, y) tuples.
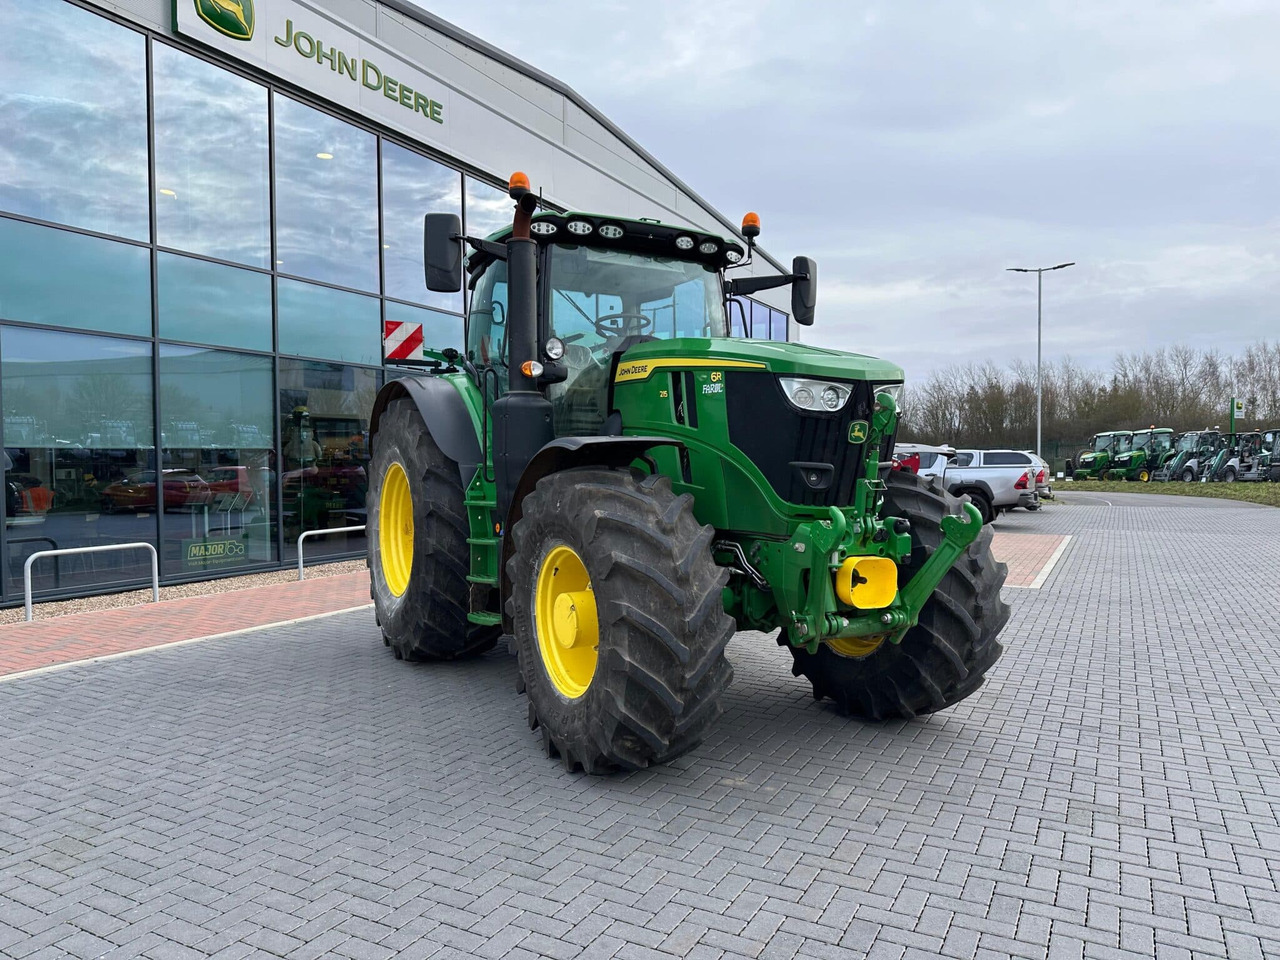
(546, 244), (728, 435)
(1113, 435), (1133, 454)
(1093, 435), (1116, 453)
(1175, 433), (1199, 452)
(1131, 431), (1150, 450)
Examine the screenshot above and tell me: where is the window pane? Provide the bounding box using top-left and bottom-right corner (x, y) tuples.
(278, 277), (380, 365)
(157, 253), (271, 351)
(464, 178), (512, 241)
(382, 142), (461, 311)
(0, 0), (148, 240)
(273, 95), (378, 291)
(385, 301), (463, 363)
(729, 298), (748, 338)
(770, 308), (788, 342)
(159, 346), (276, 575)
(153, 43), (270, 267)
(279, 359), (380, 560)
(0, 218), (151, 337)
(2, 326), (155, 597)
(750, 300), (770, 338)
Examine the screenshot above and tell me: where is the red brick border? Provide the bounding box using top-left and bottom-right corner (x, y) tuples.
(0, 572), (372, 679)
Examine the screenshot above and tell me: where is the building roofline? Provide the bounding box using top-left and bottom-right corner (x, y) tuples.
(381, 0), (787, 276)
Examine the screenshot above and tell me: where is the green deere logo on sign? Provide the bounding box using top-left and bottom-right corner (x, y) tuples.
(195, 0), (255, 41)
(848, 420), (869, 443)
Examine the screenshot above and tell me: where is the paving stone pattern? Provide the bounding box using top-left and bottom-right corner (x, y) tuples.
(0, 492), (1277, 959)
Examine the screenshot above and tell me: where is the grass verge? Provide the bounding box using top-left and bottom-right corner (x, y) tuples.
(1058, 479), (1280, 507)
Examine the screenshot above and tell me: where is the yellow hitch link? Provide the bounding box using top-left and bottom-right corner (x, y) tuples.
(835, 556), (899, 610)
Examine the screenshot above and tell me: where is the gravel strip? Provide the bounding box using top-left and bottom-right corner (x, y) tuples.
(1, 559), (368, 624)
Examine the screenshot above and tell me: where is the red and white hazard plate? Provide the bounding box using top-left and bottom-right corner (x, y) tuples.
(383, 319), (424, 361)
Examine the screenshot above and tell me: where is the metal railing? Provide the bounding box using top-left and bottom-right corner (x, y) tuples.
(24, 542), (159, 622)
(297, 525), (366, 580)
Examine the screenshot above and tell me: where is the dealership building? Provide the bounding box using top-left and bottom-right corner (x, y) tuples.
(0, 0), (791, 604)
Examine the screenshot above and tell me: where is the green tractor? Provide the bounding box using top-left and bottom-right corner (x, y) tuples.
(1107, 427), (1174, 481)
(1072, 431), (1132, 480)
(366, 174), (1008, 773)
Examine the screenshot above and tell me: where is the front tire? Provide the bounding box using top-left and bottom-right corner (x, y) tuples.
(786, 471), (1008, 720)
(368, 398), (498, 661)
(1181, 468), (1196, 482)
(508, 469), (734, 773)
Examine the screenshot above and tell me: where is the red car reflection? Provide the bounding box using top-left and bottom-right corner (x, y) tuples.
(207, 466), (255, 504)
(100, 470), (212, 513)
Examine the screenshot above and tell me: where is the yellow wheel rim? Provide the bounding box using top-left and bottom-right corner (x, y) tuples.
(379, 461), (413, 597)
(1139, 470), (1150, 482)
(535, 544), (598, 699)
(825, 635), (885, 658)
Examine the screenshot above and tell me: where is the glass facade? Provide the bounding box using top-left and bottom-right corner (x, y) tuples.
(732, 296), (790, 341)
(0, 0), (767, 604)
(0, 1), (482, 604)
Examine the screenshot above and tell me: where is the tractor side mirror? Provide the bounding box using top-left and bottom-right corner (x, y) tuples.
(791, 256), (817, 326)
(424, 213), (462, 292)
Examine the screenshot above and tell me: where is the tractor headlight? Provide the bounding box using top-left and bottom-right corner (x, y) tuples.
(874, 382), (904, 412)
(780, 377), (851, 413)
(544, 337), (565, 360)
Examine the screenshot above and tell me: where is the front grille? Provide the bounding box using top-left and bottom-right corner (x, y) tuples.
(725, 372), (881, 507)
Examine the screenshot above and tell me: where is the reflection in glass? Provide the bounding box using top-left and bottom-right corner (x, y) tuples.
(770, 308), (789, 342)
(2, 326), (155, 596)
(464, 178), (513, 242)
(274, 95), (378, 291)
(385, 301), (463, 362)
(153, 43), (270, 267)
(279, 359), (381, 560)
(277, 278), (380, 366)
(0, 217), (151, 337)
(0, 0), (148, 240)
(157, 253), (272, 352)
(159, 346), (276, 575)
(382, 142), (462, 312)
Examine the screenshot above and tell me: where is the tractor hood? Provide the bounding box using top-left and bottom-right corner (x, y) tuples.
(617, 338), (904, 384)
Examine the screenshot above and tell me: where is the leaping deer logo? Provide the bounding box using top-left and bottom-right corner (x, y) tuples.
(194, 0), (255, 41)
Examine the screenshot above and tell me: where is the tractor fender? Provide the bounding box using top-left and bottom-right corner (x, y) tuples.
(369, 376), (481, 486)
(499, 435), (682, 631)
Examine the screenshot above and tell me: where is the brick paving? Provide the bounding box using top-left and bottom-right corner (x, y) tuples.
(990, 532), (1071, 587)
(1, 490), (1278, 959)
(0, 573), (370, 679)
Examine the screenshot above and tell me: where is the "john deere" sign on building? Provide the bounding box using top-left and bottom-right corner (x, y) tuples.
(175, 0), (449, 140)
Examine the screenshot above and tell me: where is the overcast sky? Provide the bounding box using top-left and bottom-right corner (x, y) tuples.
(420, 1), (1277, 381)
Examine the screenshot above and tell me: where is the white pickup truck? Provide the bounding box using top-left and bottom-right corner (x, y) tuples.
(895, 444), (1038, 524)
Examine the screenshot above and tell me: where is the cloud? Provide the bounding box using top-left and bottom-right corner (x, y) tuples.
(416, 0), (1279, 378)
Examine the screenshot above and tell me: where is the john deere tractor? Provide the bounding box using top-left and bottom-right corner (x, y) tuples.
(1107, 427), (1174, 482)
(1073, 431), (1132, 480)
(366, 174), (1008, 772)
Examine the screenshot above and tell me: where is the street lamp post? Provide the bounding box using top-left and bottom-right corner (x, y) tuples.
(1006, 262), (1075, 460)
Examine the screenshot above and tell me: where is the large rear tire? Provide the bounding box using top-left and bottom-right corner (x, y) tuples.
(368, 398), (498, 661)
(508, 469), (734, 773)
(785, 471), (1008, 720)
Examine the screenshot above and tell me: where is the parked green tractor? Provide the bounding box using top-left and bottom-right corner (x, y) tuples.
(365, 174), (1009, 773)
(1107, 427), (1174, 481)
(1072, 431), (1132, 480)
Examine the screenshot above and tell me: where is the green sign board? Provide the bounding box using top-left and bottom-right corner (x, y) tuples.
(183, 536), (249, 570)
